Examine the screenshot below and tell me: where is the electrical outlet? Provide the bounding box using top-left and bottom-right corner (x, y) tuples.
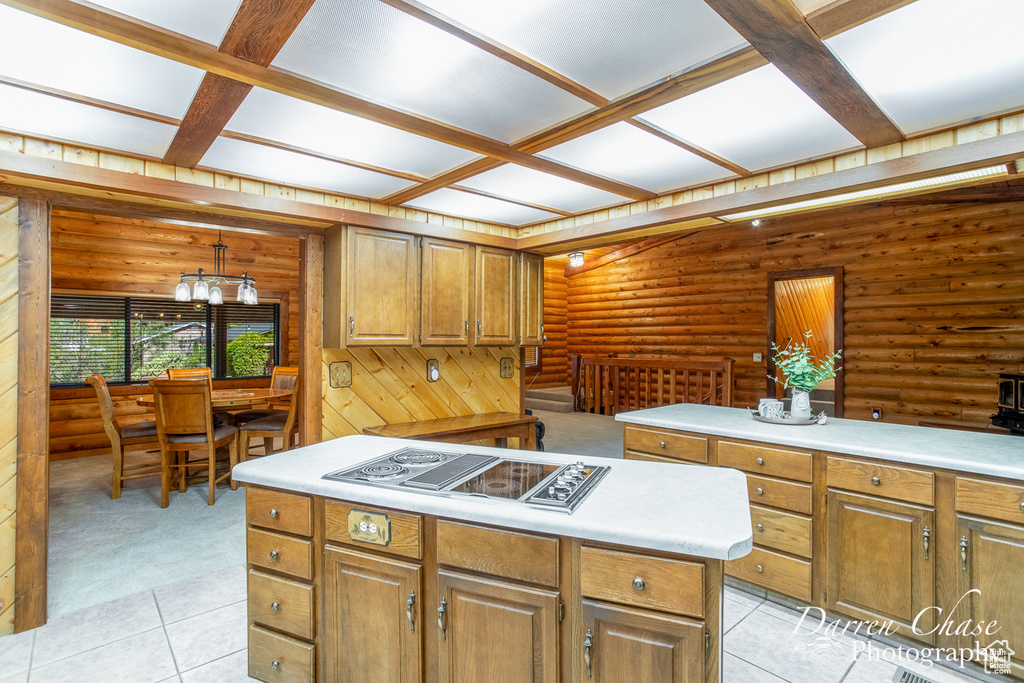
(753, 352), (763, 363)
(426, 359), (439, 382)
(499, 357), (515, 378)
(329, 361), (352, 388)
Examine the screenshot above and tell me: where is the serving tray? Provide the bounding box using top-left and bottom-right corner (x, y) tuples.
(747, 407), (826, 425)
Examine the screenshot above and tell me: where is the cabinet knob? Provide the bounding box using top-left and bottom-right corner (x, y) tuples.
(269, 550), (279, 560)
(756, 457), (763, 465)
(632, 577), (645, 591)
(659, 441), (666, 449)
(270, 602), (280, 612)
(871, 476), (880, 485)
(269, 508), (278, 518)
(1020, 501), (1024, 512)
(756, 487), (764, 495)
(756, 564), (763, 573)
(755, 524), (763, 532)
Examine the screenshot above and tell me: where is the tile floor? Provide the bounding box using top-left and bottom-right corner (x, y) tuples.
(1, 566), (997, 682)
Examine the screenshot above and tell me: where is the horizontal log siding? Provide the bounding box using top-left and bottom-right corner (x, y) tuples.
(527, 259), (568, 389)
(565, 196), (1024, 426)
(49, 210), (301, 459)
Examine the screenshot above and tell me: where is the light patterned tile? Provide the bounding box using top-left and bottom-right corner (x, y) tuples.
(0, 629), (34, 676)
(844, 651), (987, 683)
(165, 600), (247, 672)
(726, 609), (856, 683)
(180, 650), (258, 683)
(0, 672), (29, 683)
(723, 654), (788, 682)
(724, 594), (761, 634)
(30, 628), (176, 683)
(154, 565), (246, 625)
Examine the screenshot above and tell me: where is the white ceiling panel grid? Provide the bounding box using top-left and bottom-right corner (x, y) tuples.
(405, 188), (560, 225)
(272, 0), (593, 143)
(540, 121), (735, 194)
(826, 0), (1024, 135)
(0, 84), (178, 158)
(642, 65), (862, 172)
(200, 137), (417, 199)
(415, 0), (747, 100)
(86, 0), (243, 46)
(0, 5), (205, 119)
(227, 88), (483, 179)
(457, 164), (629, 214)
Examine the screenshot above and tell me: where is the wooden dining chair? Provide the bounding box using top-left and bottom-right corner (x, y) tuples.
(87, 374), (161, 500)
(167, 366), (234, 423)
(232, 366), (299, 426)
(150, 378), (238, 508)
(238, 376), (300, 464)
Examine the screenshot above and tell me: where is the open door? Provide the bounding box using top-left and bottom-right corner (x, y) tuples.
(767, 267), (844, 418)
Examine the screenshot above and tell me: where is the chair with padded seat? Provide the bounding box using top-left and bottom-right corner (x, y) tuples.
(87, 374), (161, 500)
(238, 375), (300, 464)
(232, 366), (299, 427)
(150, 378), (238, 508)
(166, 366), (234, 424)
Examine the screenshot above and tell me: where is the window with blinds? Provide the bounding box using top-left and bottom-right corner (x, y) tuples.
(525, 346), (540, 369)
(50, 294), (280, 386)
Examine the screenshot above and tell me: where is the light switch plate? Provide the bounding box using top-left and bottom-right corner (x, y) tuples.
(329, 361), (352, 388)
(499, 357), (514, 378)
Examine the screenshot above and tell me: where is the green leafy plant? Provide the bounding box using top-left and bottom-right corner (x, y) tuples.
(227, 331), (273, 377)
(769, 330), (842, 393)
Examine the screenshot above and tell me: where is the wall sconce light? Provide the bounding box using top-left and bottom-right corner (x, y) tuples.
(568, 252), (584, 268)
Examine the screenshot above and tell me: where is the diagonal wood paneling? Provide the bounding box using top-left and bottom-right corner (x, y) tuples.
(322, 346), (522, 446)
(0, 196), (16, 634)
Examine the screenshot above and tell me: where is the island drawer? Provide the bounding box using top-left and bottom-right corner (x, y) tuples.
(718, 441), (812, 482)
(827, 456), (934, 506)
(749, 505), (812, 559)
(248, 528), (314, 580)
(324, 500), (423, 560)
(248, 624), (315, 683)
(726, 547), (811, 603)
(747, 475), (813, 515)
(580, 546), (704, 618)
(623, 425), (708, 464)
(247, 487), (312, 537)
(248, 569), (315, 640)
(437, 520), (559, 588)
(955, 477), (1024, 525)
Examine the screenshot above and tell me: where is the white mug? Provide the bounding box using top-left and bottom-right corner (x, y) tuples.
(758, 398), (784, 419)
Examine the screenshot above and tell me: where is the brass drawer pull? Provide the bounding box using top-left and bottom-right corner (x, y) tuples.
(871, 476), (880, 486)
(269, 550), (279, 560)
(756, 487), (764, 495)
(437, 597), (447, 641)
(960, 536), (968, 571)
(756, 564), (763, 573)
(407, 590), (416, 633)
(269, 508), (279, 518)
(755, 524), (764, 532)
(756, 457), (764, 465)
(349, 315), (355, 336)
(632, 577), (645, 591)
(270, 602), (280, 612)
(923, 526), (930, 560)
(584, 629), (593, 678)
(659, 441), (666, 449)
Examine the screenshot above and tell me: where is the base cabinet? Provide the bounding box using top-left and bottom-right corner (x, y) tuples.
(581, 600), (705, 683)
(436, 570), (559, 683)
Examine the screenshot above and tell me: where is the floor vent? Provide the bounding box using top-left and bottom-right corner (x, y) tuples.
(892, 667), (938, 683)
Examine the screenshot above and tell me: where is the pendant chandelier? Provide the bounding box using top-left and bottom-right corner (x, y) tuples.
(174, 232), (257, 305)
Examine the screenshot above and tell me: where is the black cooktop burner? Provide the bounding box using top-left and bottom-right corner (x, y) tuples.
(391, 450), (451, 465)
(358, 464), (409, 479)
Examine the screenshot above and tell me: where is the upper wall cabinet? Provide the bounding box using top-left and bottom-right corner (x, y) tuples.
(518, 253), (544, 347)
(421, 238), (472, 346)
(475, 246), (516, 346)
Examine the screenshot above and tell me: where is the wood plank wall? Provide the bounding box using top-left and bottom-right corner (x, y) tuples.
(322, 346), (522, 445)
(526, 258), (568, 389)
(48, 210), (302, 460)
(558, 192), (1024, 426)
(0, 197), (17, 634)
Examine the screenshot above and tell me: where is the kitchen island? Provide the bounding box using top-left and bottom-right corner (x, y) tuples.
(233, 435), (753, 683)
(617, 404), (1024, 680)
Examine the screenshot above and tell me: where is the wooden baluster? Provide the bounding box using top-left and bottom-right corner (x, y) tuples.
(682, 369), (690, 403)
(657, 368), (664, 406)
(710, 370), (719, 405)
(612, 366), (620, 415)
(697, 370), (705, 404)
(669, 369), (677, 405)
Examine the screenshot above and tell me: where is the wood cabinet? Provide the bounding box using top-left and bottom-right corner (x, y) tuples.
(322, 546), (423, 682)
(517, 253), (544, 347)
(474, 246), (516, 346)
(421, 238), (472, 346)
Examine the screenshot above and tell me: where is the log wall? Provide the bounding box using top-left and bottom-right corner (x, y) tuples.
(48, 210), (302, 460)
(564, 193), (1024, 426)
(322, 346), (522, 446)
(526, 258), (568, 389)
(0, 197), (17, 634)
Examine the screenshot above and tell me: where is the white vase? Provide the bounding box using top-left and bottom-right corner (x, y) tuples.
(791, 389), (812, 420)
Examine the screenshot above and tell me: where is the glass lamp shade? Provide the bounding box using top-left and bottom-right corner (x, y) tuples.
(568, 252), (584, 267)
(174, 281), (191, 301)
(243, 285), (258, 305)
(236, 282), (247, 302)
(192, 279), (210, 301)
(208, 285), (224, 305)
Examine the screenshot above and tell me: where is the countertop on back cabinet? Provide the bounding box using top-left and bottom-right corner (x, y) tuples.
(616, 404), (1024, 481)
(232, 435), (753, 561)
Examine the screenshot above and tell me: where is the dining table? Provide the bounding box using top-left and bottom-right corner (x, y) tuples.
(136, 387), (294, 408)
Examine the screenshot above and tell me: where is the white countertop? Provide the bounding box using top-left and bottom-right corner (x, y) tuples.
(232, 435), (753, 561)
(616, 404), (1024, 481)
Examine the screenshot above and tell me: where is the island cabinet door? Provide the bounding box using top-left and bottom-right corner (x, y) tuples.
(955, 516), (1024, 680)
(323, 546), (423, 683)
(580, 599), (705, 683)
(435, 570), (559, 683)
(826, 490), (936, 643)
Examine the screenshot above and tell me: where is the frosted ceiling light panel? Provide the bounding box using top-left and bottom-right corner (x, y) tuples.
(405, 188), (559, 225)
(541, 122), (734, 193)
(228, 88), (482, 178)
(417, 0), (746, 99)
(643, 65), (860, 171)
(200, 138), (416, 199)
(458, 164), (628, 214)
(0, 5), (204, 119)
(827, 0), (1024, 134)
(272, 0), (592, 143)
(0, 84), (177, 157)
(86, 0), (243, 45)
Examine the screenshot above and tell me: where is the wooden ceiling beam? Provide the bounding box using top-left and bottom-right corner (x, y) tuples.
(703, 0), (905, 149)
(161, 0), (317, 168)
(806, 0), (920, 39)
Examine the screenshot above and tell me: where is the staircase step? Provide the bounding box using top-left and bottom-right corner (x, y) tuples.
(525, 388), (574, 403)
(526, 398), (573, 413)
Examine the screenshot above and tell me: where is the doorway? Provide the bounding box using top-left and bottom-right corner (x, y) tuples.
(766, 267), (844, 418)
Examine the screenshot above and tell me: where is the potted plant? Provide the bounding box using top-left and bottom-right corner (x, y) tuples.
(769, 331), (842, 419)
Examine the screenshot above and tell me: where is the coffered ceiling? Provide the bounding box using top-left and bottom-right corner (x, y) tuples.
(1, 0), (1021, 228)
